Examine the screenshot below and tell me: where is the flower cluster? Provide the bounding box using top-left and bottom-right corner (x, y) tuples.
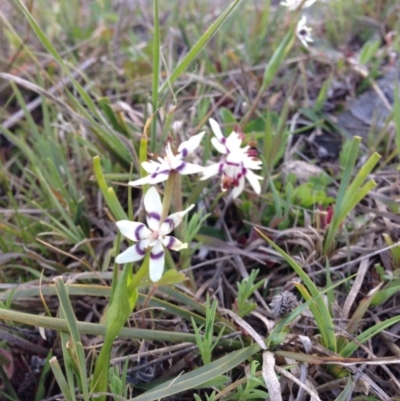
(129, 119), (263, 199)
(115, 119), (263, 281)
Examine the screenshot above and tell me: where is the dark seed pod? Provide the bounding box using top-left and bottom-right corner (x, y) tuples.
(269, 291), (299, 318)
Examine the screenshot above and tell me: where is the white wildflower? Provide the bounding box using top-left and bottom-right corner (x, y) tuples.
(115, 187), (194, 282)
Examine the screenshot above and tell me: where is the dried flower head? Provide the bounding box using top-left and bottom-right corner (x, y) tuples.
(269, 291), (299, 318)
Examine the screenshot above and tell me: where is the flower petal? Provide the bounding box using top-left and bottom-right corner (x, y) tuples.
(201, 162), (223, 180)
(142, 160), (163, 174)
(162, 236), (188, 251)
(116, 221), (151, 241)
(211, 137), (228, 154)
(164, 143), (177, 168)
(128, 175), (153, 187)
(231, 175), (246, 198)
(177, 131), (205, 157)
(129, 161), (171, 186)
(115, 240), (148, 264)
(159, 204), (195, 235)
(149, 241), (165, 282)
(144, 187), (162, 231)
(296, 16), (313, 48)
(225, 132), (243, 152)
(245, 168), (263, 194)
(242, 156), (262, 170)
(171, 160), (204, 175)
(209, 118), (224, 141)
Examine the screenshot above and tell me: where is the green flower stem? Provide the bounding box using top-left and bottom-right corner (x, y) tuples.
(161, 172), (176, 221)
(91, 256), (148, 400)
(139, 131), (150, 195)
(129, 252), (150, 291)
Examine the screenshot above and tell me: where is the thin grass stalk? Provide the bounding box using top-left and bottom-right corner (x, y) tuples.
(393, 82), (400, 162)
(55, 278), (89, 401)
(93, 156), (127, 221)
(151, 0), (160, 153)
(157, 0), (245, 96)
(49, 357), (75, 401)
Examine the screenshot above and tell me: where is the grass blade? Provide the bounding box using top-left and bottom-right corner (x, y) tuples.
(151, 0), (160, 152)
(256, 228), (337, 352)
(158, 0), (245, 95)
(129, 344), (260, 401)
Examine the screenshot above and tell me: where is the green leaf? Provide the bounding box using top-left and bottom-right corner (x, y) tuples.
(157, 269), (187, 286)
(358, 39), (381, 65)
(129, 343), (260, 401)
(194, 375), (230, 389)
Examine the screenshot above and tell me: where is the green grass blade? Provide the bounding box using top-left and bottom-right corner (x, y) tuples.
(54, 278), (89, 401)
(340, 315), (400, 357)
(394, 82), (400, 160)
(93, 156), (128, 221)
(158, 0), (245, 95)
(151, 0), (160, 152)
(129, 344), (260, 401)
(49, 357), (75, 401)
(294, 282), (336, 353)
(342, 152), (380, 203)
(257, 228), (337, 352)
(324, 145), (380, 255)
(336, 137), (361, 207)
(333, 375), (353, 401)
(0, 304), (242, 349)
(261, 26), (295, 91)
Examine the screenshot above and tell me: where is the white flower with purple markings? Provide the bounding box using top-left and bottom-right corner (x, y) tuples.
(115, 186), (194, 282)
(296, 16), (313, 48)
(201, 119), (263, 198)
(129, 132), (205, 186)
(281, 0), (316, 10)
